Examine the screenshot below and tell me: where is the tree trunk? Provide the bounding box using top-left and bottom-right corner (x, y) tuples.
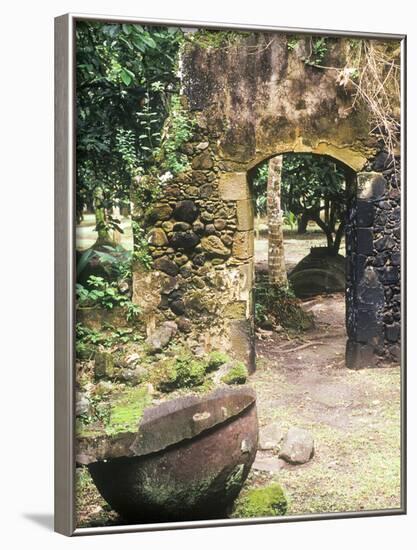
(297, 211), (309, 234)
(267, 156), (287, 287)
(94, 187), (111, 246)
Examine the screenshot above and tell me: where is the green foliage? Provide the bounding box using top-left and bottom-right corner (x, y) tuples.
(252, 162), (269, 216)
(281, 153), (345, 215)
(76, 276), (140, 320)
(232, 483), (288, 518)
(190, 29), (246, 49)
(287, 36), (299, 51)
(283, 210), (297, 230)
(132, 220), (153, 269)
(75, 323), (142, 360)
(159, 95), (194, 174)
(221, 362), (248, 385)
(77, 244), (132, 282)
(255, 279), (314, 331)
(307, 37), (328, 66)
(76, 21), (183, 221)
(207, 351), (230, 371)
(252, 153), (347, 250)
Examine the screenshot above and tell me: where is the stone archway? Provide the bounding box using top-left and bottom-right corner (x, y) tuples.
(132, 32), (400, 370)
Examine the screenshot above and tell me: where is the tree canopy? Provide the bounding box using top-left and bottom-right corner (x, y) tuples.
(252, 153), (349, 253)
(76, 22), (183, 223)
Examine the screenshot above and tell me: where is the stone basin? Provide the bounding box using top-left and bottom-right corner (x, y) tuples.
(80, 386), (258, 523)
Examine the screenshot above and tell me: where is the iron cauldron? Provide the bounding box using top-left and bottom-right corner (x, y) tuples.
(88, 386), (258, 523)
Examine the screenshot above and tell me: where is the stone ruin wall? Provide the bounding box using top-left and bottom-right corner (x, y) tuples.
(132, 33), (401, 369)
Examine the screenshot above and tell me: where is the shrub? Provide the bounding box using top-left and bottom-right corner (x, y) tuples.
(207, 351), (230, 371)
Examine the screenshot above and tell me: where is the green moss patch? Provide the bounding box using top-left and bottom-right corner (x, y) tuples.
(232, 483), (288, 518)
(77, 385), (151, 438)
(152, 351), (209, 392)
(221, 362), (248, 385)
(207, 351), (230, 371)
(105, 385), (151, 435)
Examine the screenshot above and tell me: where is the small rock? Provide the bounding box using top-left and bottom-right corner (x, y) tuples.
(147, 228), (168, 247)
(259, 423), (284, 451)
(125, 353), (140, 365)
(196, 141), (209, 151)
(252, 455), (286, 473)
(279, 427), (314, 464)
(201, 235), (231, 257)
(170, 230), (200, 250)
(191, 150), (213, 170)
(173, 200), (199, 223)
(118, 366), (147, 386)
(146, 321), (178, 352)
(94, 351), (115, 380)
(153, 257), (179, 276)
(117, 280), (130, 294)
(75, 392), (90, 416)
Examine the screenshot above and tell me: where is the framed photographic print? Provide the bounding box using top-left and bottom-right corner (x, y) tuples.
(55, 13), (406, 536)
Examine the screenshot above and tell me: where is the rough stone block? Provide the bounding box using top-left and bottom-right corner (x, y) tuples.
(229, 319), (255, 373)
(232, 230), (254, 260)
(238, 262), (254, 301)
(224, 300), (248, 320)
(357, 228), (374, 255)
(357, 172), (386, 201)
(236, 199), (254, 230)
(357, 199), (374, 227)
(345, 340), (376, 369)
(218, 173), (250, 200)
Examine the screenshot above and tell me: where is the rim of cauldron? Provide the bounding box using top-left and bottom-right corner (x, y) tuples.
(130, 385), (256, 457)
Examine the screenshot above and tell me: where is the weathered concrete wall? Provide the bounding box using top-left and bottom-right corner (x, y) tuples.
(132, 33), (401, 369)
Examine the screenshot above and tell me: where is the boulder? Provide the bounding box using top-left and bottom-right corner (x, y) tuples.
(94, 351), (115, 380)
(146, 321), (178, 352)
(279, 427), (314, 464)
(258, 423), (284, 451)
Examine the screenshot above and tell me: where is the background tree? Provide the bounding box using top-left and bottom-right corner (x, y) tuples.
(267, 156), (287, 286)
(252, 153), (348, 255)
(76, 22), (183, 244)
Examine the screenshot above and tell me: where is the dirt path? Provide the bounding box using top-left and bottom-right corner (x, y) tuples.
(250, 292), (402, 514)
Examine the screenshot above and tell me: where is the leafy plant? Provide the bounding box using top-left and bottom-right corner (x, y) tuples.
(131, 221), (153, 269)
(283, 210), (297, 230)
(76, 21), (183, 227)
(159, 95), (194, 174)
(76, 276), (141, 320)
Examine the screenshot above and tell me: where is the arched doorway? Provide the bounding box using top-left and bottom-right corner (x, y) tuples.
(132, 32), (400, 370)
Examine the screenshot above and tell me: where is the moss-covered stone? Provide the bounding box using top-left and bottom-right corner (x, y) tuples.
(232, 483), (288, 518)
(221, 361), (248, 385)
(77, 385), (151, 438)
(153, 351), (208, 392)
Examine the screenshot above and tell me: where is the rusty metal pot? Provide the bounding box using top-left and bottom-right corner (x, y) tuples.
(86, 386), (258, 523)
